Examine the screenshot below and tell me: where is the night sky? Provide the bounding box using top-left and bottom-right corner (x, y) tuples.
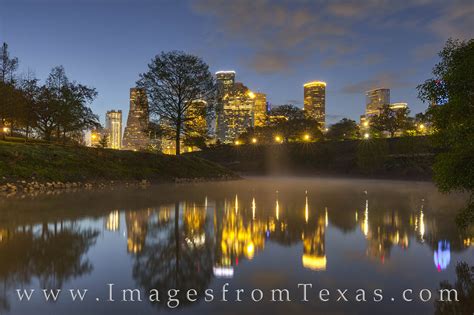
(1, 0), (473, 125)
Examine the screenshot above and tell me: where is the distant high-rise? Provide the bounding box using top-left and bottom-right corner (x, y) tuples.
(253, 92), (267, 127)
(304, 81), (326, 128)
(216, 71), (236, 140)
(221, 82), (255, 142)
(366, 88), (390, 116)
(122, 88), (150, 151)
(215, 70), (267, 143)
(105, 110), (122, 149)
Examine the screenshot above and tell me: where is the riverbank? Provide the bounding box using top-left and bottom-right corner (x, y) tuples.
(0, 141), (237, 195)
(189, 136), (435, 181)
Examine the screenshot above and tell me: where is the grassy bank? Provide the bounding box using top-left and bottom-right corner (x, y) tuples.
(0, 141), (236, 183)
(189, 136), (435, 180)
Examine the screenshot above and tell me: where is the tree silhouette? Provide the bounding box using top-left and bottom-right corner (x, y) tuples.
(137, 51), (215, 155)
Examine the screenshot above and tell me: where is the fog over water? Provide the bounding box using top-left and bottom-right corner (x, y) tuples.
(0, 177), (472, 314)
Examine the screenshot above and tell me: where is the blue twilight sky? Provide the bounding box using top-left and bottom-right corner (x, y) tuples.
(1, 0), (473, 125)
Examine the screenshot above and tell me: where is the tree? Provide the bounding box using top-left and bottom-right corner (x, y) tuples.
(0, 43), (18, 84)
(418, 39), (474, 196)
(18, 75), (40, 140)
(0, 42), (20, 139)
(370, 104), (410, 137)
(326, 118), (359, 140)
(137, 51), (215, 155)
(36, 66), (99, 142)
(98, 133), (108, 148)
(267, 104), (322, 142)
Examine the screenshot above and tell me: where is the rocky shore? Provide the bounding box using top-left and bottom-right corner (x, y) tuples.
(0, 174), (239, 198)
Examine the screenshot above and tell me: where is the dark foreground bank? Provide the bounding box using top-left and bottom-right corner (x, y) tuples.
(0, 141), (236, 185)
(189, 136), (435, 180)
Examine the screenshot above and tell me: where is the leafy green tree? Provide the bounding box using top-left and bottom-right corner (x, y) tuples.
(137, 51), (216, 155)
(36, 66), (99, 143)
(267, 104), (322, 142)
(98, 133), (109, 148)
(0, 42), (20, 139)
(370, 104), (410, 137)
(326, 118), (359, 140)
(418, 39), (474, 201)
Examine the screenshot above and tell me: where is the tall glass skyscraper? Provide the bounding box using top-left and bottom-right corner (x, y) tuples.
(105, 110), (122, 149)
(304, 81), (326, 128)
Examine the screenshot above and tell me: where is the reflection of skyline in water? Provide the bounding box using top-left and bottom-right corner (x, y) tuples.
(103, 192), (474, 276)
(0, 180), (473, 314)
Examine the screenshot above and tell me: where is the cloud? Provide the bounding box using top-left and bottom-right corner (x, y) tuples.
(429, 1), (474, 40)
(341, 72), (412, 94)
(192, 0), (473, 74)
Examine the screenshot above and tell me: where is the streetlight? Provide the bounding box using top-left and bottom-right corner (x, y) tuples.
(364, 133), (370, 139)
(251, 137), (257, 144)
(2, 127), (9, 133)
(303, 134), (310, 141)
(363, 121), (369, 128)
(234, 140), (241, 145)
(274, 136), (282, 143)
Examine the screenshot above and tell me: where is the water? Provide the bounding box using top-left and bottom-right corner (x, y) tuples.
(0, 177), (472, 315)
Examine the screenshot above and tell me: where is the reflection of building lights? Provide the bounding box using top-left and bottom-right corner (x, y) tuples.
(275, 199), (280, 221)
(235, 195), (239, 213)
(305, 196), (309, 223)
(419, 210), (425, 242)
(302, 254), (327, 271)
(434, 240), (451, 272)
(252, 197), (256, 220)
(213, 266), (234, 278)
(105, 210), (120, 231)
(185, 234), (206, 247)
(246, 242), (255, 259)
(325, 207), (328, 227)
(363, 200), (369, 237)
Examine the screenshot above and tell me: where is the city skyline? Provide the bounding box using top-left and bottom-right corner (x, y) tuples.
(2, 1), (472, 126)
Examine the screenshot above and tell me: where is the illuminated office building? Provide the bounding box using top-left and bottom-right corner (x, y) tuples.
(215, 70), (267, 143)
(105, 110), (122, 149)
(122, 88), (149, 151)
(216, 71), (236, 141)
(390, 102), (408, 112)
(365, 88), (390, 116)
(253, 92), (267, 127)
(304, 81), (326, 129)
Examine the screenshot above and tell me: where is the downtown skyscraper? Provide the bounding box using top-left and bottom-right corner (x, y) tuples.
(105, 110), (122, 149)
(122, 88), (150, 151)
(215, 71), (267, 143)
(303, 81), (326, 129)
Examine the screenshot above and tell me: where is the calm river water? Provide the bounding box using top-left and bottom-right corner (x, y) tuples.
(0, 177), (472, 314)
